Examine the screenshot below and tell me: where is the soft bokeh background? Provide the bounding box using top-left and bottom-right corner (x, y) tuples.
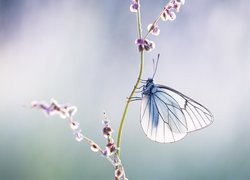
(0, 0), (249, 179)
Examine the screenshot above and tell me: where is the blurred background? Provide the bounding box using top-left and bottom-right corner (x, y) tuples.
(0, 0), (249, 179)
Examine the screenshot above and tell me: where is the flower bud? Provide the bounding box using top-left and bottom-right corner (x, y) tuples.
(147, 24), (160, 36)
(114, 168), (124, 179)
(70, 120), (80, 130)
(74, 130), (83, 142)
(130, 0), (140, 12)
(106, 142), (116, 153)
(90, 143), (99, 152)
(103, 126), (113, 137)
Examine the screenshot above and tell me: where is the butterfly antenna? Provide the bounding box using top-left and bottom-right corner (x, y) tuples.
(152, 54), (160, 79)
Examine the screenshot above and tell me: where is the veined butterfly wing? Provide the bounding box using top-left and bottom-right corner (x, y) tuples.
(140, 80), (213, 143)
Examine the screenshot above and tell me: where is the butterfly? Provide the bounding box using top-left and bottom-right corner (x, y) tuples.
(140, 56), (213, 143)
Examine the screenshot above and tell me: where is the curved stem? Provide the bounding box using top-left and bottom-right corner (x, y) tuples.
(116, 52), (144, 155)
(116, 3), (144, 157)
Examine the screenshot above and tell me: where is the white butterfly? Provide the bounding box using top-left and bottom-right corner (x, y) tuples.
(140, 75), (213, 143)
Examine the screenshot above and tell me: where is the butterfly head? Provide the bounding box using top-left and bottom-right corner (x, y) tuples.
(146, 78), (155, 86)
(142, 78), (157, 95)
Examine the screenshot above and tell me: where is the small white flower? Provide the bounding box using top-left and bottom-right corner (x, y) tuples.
(90, 142), (99, 152)
(74, 130), (83, 142)
(70, 120), (80, 130)
(147, 24), (160, 36)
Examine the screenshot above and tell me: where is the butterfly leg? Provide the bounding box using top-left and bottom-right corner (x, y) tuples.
(127, 96), (142, 102)
(138, 78), (147, 83)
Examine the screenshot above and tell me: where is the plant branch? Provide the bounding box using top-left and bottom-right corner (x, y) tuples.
(116, 1), (144, 157)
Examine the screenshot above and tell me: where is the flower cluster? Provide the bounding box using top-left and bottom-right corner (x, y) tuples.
(31, 99), (82, 138)
(161, 0), (185, 21)
(102, 112), (116, 156)
(101, 112), (127, 180)
(31, 99), (127, 180)
(131, 0), (185, 52)
(135, 38), (155, 52)
(31, 99), (99, 150)
(31, 99), (77, 119)
(130, 0), (139, 13)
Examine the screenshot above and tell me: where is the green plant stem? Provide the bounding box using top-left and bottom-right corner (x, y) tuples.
(116, 4), (143, 157)
(137, 2), (142, 39)
(116, 52), (144, 155)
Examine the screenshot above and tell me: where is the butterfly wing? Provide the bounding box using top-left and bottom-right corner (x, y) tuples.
(140, 89), (188, 143)
(157, 85), (214, 132)
(140, 84), (213, 143)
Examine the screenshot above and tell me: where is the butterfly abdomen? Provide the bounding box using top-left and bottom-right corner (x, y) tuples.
(142, 79), (160, 128)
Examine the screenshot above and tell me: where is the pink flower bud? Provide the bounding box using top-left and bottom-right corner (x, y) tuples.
(114, 168), (124, 179)
(90, 143), (99, 152)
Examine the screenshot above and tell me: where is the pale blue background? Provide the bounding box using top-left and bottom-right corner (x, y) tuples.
(0, 0), (250, 179)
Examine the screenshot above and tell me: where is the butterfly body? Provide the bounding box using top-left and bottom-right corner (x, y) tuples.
(142, 78), (156, 95)
(140, 78), (213, 143)
(142, 79), (160, 127)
